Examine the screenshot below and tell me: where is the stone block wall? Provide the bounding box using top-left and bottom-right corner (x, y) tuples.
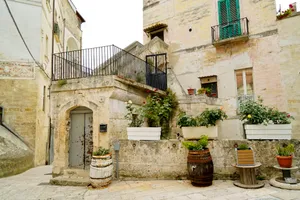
(0, 78), (38, 148)
(115, 139), (300, 180)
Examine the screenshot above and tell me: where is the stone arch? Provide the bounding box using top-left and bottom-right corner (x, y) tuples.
(66, 37), (78, 51)
(53, 100), (99, 172)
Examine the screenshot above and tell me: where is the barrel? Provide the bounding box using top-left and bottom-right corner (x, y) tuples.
(89, 154), (113, 188)
(187, 148), (214, 186)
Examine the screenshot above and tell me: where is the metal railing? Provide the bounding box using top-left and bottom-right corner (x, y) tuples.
(52, 45), (167, 91)
(211, 17), (249, 43)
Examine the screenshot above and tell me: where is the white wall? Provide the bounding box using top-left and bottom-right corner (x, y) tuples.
(0, 0), (42, 61)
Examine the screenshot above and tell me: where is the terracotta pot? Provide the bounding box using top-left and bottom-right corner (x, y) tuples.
(276, 155), (293, 168)
(187, 89), (195, 95)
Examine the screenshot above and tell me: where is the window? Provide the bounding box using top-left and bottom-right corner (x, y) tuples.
(43, 86), (46, 112)
(218, 0), (241, 39)
(45, 35), (49, 58)
(150, 30), (164, 41)
(0, 106), (3, 125)
(236, 68), (254, 104)
(199, 75), (218, 98)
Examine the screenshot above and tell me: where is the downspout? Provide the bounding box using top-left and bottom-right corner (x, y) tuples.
(47, 0), (56, 165)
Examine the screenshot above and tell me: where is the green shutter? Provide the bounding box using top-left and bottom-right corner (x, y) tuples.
(218, 0), (241, 40)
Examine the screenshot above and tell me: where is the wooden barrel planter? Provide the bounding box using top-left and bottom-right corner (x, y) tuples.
(90, 154), (113, 188)
(187, 148), (214, 187)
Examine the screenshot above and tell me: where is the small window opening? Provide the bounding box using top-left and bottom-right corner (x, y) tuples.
(150, 30), (164, 41)
(199, 75), (218, 98)
(0, 107), (3, 125)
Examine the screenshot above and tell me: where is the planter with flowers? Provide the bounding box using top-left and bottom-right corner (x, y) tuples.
(125, 89), (178, 140)
(239, 98), (294, 140)
(277, 4), (296, 20)
(177, 108), (227, 139)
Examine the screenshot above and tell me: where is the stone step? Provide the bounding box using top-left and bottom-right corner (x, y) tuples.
(50, 176), (90, 186)
(63, 168), (89, 178)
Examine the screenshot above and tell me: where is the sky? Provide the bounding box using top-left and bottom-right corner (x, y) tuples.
(72, 0), (299, 50)
(72, 0), (143, 49)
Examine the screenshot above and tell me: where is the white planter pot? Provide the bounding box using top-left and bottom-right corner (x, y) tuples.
(245, 124), (292, 140)
(182, 126), (218, 139)
(90, 155), (113, 179)
(127, 127), (161, 140)
(90, 165), (113, 179)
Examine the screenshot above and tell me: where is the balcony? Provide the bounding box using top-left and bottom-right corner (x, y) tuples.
(211, 17), (249, 46)
(52, 45), (167, 91)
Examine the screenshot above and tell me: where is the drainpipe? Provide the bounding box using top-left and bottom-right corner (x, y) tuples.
(47, 0), (56, 165)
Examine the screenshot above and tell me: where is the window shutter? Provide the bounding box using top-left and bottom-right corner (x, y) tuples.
(218, 0), (228, 24)
(229, 0), (240, 21)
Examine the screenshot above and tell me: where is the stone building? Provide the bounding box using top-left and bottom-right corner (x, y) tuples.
(0, 0), (84, 174)
(143, 0), (300, 139)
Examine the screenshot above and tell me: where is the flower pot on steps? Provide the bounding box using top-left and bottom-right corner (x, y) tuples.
(89, 154), (113, 188)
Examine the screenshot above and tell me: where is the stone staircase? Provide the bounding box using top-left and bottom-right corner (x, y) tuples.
(50, 168), (90, 186)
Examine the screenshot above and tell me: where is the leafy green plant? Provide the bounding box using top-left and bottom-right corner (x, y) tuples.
(239, 98), (294, 125)
(142, 88), (178, 127)
(237, 143), (249, 150)
(177, 108), (227, 128)
(276, 144), (295, 156)
(125, 100), (143, 127)
(57, 80), (67, 87)
(198, 108), (228, 127)
(176, 112), (198, 128)
(182, 135), (209, 151)
(197, 88), (205, 94)
(93, 147), (110, 156)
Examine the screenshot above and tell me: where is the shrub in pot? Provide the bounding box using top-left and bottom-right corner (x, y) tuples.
(235, 143), (255, 166)
(177, 108), (227, 139)
(276, 143), (295, 168)
(126, 89), (178, 140)
(182, 135), (213, 187)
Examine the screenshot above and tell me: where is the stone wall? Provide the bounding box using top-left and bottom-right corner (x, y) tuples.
(0, 77), (38, 148)
(0, 125), (34, 178)
(143, 0), (300, 138)
(277, 15), (300, 138)
(115, 139), (300, 180)
(50, 75), (161, 176)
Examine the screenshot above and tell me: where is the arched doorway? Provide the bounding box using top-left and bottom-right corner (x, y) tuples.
(69, 106), (93, 169)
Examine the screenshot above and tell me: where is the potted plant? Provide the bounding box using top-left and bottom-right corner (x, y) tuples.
(126, 89), (178, 140)
(187, 87), (195, 95)
(239, 98), (294, 139)
(235, 143), (255, 166)
(276, 143), (295, 168)
(182, 135), (213, 187)
(197, 88), (206, 95)
(89, 147), (113, 188)
(205, 87), (212, 97)
(177, 108), (227, 139)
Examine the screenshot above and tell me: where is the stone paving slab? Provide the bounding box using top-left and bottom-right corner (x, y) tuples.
(1, 166), (300, 200)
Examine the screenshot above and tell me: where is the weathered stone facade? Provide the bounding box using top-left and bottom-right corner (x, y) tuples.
(51, 76), (163, 176)
(143, 0), (300, 138)
(116, 139), (300, 180)
(0, 0), (84, 168)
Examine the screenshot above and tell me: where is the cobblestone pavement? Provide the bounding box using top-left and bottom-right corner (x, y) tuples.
(0, 166), (300, 200)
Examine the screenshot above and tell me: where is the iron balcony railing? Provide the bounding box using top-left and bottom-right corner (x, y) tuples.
(52, 45), (167, 91)
(211, 17), (249, 43)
